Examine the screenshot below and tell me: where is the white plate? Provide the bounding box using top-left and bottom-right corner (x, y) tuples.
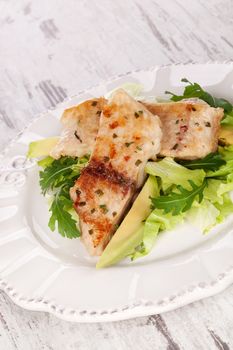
(1, 63), (233, 323)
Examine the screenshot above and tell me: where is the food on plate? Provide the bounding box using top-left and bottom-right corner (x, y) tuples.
(142, 101), (223, 159)
(96, 176), (158, 268)
(70, 89), (162, 255)
(28, 137), (59, 158)
(27, 78), (233, 267)
(50, 98), (107, 159)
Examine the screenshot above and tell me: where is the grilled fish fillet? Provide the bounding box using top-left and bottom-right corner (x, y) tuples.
(70, 89), (162, 256)
(50, 98), (106, 159)
(142, 101), (224, 160)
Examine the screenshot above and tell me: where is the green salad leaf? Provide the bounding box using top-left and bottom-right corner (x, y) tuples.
(206, 159), (233, 178)
(151, 179), (207, 215)
(40, 156), (88, 194)
(165, 78), (233, 114)
(49, 185), (80, 238)
(39, 155), (89, 238)
(179, 153), (226, 171)
(220, 111), (233, 127)
(218, 145), (233, 161)
(146, 157), (205, 191)
(215, 194), (233, 223)
(186, 199), (220, 233)
(131, 208), (184, 260)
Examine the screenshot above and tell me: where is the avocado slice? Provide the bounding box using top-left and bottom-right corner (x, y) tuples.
(27, 137), (59, 158)
(219, 126), (233, 146)
(96, 176), (159, 268)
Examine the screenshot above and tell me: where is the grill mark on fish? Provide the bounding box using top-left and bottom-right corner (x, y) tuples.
(77, 159), (136, 198)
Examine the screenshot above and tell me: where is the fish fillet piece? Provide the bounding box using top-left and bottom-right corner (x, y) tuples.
(142, 101), (223, 160)
(70, 89), (162, 256)
(50, 98), (106, 159)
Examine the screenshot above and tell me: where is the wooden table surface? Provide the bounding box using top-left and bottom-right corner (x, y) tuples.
(0, 0), (233, 349)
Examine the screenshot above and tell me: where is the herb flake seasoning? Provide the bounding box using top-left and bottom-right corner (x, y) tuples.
(125, 142), (134, 147)
(134, 110), (143, 118)
(74, 131), (82, 143)
(135, 159), (142, 166)
(103, 156), (110, 162)
(95, 189), (104, 196)
(99, 204), (108, 214)
(172, 143), (179, 150)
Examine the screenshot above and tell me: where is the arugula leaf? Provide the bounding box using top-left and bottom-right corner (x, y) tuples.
(165, 78), (232, 114)
(49, 185), (80, 238)
(39, 155), (89, 239)
(151, 179), (207, 215)
(179, 153), (226, 171)
(40, 156), (88, 194)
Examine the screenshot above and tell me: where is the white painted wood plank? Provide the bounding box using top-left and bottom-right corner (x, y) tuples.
(0, 0), (233, 349)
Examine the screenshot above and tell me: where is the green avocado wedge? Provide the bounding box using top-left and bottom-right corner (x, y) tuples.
(96, 176), (159, 268)
(27, 137), (59, 158)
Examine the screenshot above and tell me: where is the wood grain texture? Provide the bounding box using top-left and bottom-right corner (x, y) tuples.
(0, 0), (233, 349)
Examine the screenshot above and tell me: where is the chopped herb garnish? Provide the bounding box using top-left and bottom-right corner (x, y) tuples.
(195, 122), (200, 126)
(74, 131), (82, 143)
(78, 201), (86, 207)
(113, 133), (118, 138)
(91, 101), (98, 106)
(112, 211), (117, 217)
(99, 204), (108, 214)
(91, 208), (96, 214)
(125, 142), (134, 147)
(175, 120), (179, 124)
(103, 156), (110, 162)
(95, 189), (104, 196)
(136, 146), (142, 151)
(88, 229), (93, 235)
(135, 159), (142, 166)
(172, 143), (179, 150)
(205, 121), (211, 127)
(96, 110), (101, 115)
(76, 189), (81, 196)
(151, 141), (155, 145)
(135, 110), (143, 118)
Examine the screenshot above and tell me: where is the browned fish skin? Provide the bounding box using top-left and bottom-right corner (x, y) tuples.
(142, 101), (224, 160)
(70, 89), (162, 256)
(50, 98), (106, 159)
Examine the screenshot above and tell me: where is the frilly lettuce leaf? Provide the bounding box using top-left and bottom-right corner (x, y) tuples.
(186, 199), (220, 233)
(146, 157), (205, 191)
(206, 159), (233, 178)
(215, 194), (233, 223)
